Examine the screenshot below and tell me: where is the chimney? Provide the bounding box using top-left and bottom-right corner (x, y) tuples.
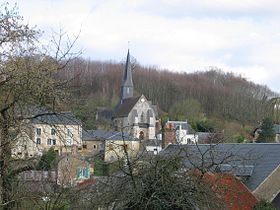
(162, 127), (176, 149)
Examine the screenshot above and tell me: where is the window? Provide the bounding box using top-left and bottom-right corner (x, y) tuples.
(24, 145), (27, 150)
(36, 128), (41, 135)
(76, 167), (89, 178)
(36, 138), (41, 144)
(82, 144), (87, 149)
(93, 145), (97, 149)
(141, 112), (144, 122)
(66, 128), (73, 146)
(67, 128), (73, 138)
(47, 139), (56, 145)
(51, 128), (56, 135)
(123, 144), (128, 151)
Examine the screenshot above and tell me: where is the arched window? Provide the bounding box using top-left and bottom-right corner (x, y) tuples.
(141, 112), (144, 122)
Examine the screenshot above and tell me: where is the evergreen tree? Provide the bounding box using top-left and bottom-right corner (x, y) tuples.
(37, 147), (58, 171)
(257, 118), (275, 142)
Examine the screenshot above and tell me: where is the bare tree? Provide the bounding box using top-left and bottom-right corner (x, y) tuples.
(0, 3), (79, 209)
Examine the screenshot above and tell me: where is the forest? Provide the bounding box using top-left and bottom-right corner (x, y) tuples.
(56, 57), (278, 141)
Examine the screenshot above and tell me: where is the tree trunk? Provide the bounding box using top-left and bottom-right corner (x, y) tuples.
(0, 111), (13, 210)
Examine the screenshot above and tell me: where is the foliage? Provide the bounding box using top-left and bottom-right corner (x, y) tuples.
(37, 147), (58, 170)
(59, 60), (276, 126)
(169, 98), (204, 122)
(76, 155), (224, 210)
(257, 118), (275, 142)
(253, 200), (276, 210)
(93, 158), (108, 176)
(236, 135), (245, 143)
(193, 120), (215, 132)
(0, 3), (77, 209)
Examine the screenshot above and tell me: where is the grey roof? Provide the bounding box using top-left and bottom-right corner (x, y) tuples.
(144, 139), (162, 147)
(197, 132), (212, 140)
(82, 130), (131, 141)
(32, 112), (82, 125)
(161, 143), (280, 191)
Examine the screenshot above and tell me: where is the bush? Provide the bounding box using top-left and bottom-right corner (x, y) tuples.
(253, 200), (275, 210)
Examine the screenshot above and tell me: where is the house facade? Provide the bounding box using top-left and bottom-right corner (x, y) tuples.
(12, 112), (83, 158)
(166, 120), (198, 144)
(82, 129), (140, 163)
(57, 155), (92, 187)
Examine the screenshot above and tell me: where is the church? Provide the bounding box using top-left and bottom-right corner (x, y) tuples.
(112, 50), (159, 140)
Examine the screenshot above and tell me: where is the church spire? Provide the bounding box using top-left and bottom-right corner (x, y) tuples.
(120, 49), (134, 104)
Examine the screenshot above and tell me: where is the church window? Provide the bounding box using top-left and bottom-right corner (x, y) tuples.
(141, 112), (144, 122)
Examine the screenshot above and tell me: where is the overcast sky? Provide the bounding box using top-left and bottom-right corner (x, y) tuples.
(7, 0), (280, 93)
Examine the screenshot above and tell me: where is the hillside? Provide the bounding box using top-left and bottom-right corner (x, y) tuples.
(57, 57), (277, 140)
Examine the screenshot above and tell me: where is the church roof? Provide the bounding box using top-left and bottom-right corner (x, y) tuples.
(114, 96), (141, 117)
(122, 50), (133, 87)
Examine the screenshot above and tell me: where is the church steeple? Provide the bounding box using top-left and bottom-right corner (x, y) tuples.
(120, 50), (133, 104)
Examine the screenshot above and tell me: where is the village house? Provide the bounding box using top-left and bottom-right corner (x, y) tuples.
(82, 129), (140, 163)
(12, 112), (83, 158)
(57, 155), (93, 187)
(166, 120), (198, 144)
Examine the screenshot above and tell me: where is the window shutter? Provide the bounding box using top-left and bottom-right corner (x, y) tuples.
(76, 168), (81, 178)
(85, 168), (89, 178)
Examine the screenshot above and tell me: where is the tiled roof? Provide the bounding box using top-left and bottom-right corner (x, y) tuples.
(114, 96), (140, 117)
(32, 112), (82, 125)
(161, 143), (280, 191)
(204, 172), (257, 210)
(82, 130), (131, 141)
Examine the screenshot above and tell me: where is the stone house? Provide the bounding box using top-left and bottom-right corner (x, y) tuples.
(82, 129), (140, 163)
(166, 120), (198, 144)
(12, 112), (83, 158)
(57, 155), (93, 187)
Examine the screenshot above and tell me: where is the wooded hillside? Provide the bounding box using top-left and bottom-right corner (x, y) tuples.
(57, 57), (277, 136)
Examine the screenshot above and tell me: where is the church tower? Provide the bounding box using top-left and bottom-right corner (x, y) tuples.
(120, 50), (133, 104)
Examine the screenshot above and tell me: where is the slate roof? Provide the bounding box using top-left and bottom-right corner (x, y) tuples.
(32, 112), (82, 125)
(161, 143), (280, 191)
(114, 96), (140, 117)
(82, 130), (131, 141)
